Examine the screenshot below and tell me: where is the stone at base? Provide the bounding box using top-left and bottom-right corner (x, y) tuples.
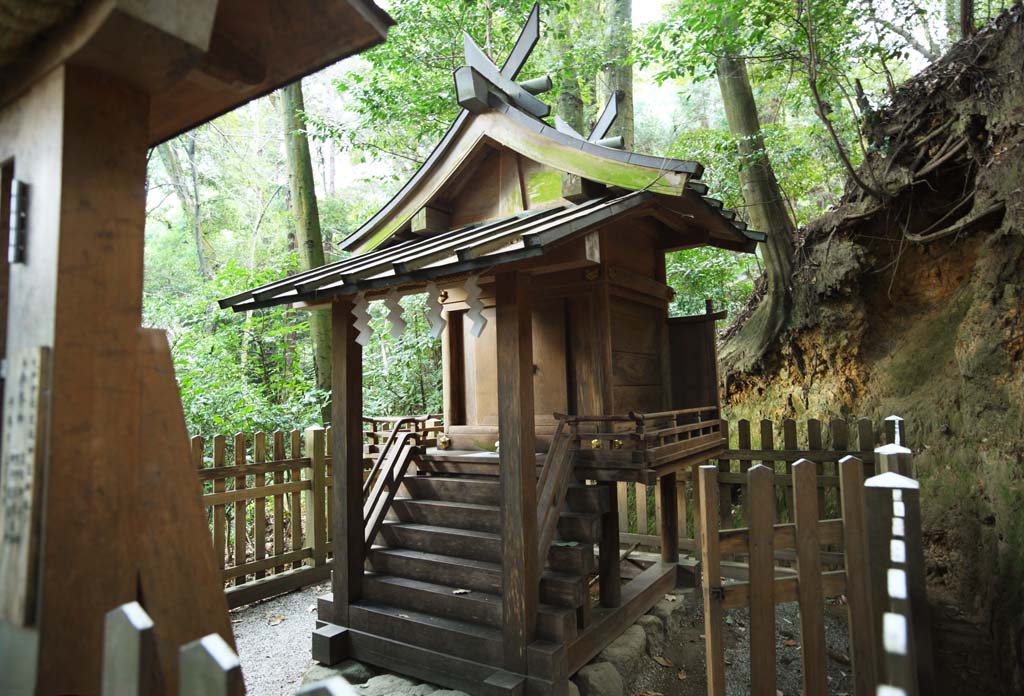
(566, 680), (580, 696)
(636, 614), (666, 657)
(574, 662), (623, 696)
(303, 660), (376, 686)
(649, 592), (687, 636)
(596, 625), (646, 680)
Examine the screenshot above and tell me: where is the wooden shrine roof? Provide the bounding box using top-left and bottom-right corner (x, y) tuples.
(218, 190), (763, 312)
(0, 0), (393, 145)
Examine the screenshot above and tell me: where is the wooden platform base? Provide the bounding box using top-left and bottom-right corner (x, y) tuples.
(312, 561), (677, 696)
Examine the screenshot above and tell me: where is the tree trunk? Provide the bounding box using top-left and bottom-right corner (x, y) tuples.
(282, 79), (333, 421)
(158, 138), (210, 278)
(553, 12), (585, 134)
(595, 0), (634, 150)
(960, 0), (975, 38)
(715, 53), (795, 372)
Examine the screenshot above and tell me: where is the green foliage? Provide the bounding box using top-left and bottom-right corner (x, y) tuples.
(141, 0), (965, 439)
(666, 247), (759, 318)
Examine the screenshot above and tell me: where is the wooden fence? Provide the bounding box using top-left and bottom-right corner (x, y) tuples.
(698, 448), (933, 695)
(616, 417), (899, 560)
(194, 416), (440, 608)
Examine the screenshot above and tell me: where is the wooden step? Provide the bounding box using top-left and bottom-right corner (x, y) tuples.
(392, 499), (601, 543)
(363, 574), (576, 643)
(368, 547), (586, 608)
(380, 522), (500, 562)
(349, 602), (504, 667)
(403, 475), (499, 505)
(391, 498), (500, 532)
(380, 522), (596, 574)
(565, 484), (610, 514)
(403, 476), (607, 512)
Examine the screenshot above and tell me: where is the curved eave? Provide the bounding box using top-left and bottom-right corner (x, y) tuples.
(341, 103), (704, 254)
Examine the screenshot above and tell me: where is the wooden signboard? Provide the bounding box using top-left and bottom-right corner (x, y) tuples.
(0, 346), (50, 626)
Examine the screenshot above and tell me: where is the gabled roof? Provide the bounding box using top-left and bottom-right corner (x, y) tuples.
(219, 3), (763, 313)
(338, 3), (752, 255)
(219, 189), (763, 312)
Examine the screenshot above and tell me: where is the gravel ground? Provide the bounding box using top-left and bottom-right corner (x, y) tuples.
(722, 601), (853, 696)
(626, 595), (853, 696)
(231, 584), (325, 696)
(233, 585), (853, 696)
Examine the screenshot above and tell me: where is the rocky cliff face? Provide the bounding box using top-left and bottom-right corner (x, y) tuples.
(721, 7), (1024, 687)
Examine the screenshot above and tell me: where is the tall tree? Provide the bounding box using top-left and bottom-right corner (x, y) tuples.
(158, 134), (211, 278)
(715, 54), (795, 365)
(552, 11), (586, 134)
(595, 0), (634, 149)
(281, 80), (333, 416)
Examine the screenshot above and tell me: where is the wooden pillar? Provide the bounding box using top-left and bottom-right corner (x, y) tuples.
(599, 481), (621, 608)
(0, 65), (232, 695)
(330, 298), (363, 625)
(496, 271), (538, 671)
(659, 473), (679, 563)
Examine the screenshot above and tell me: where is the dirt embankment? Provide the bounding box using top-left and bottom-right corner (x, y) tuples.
(721, 7), (1024, 689)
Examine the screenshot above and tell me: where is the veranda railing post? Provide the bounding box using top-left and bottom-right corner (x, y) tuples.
(697, 464), (725, 696)
(305, 427), (327, 568)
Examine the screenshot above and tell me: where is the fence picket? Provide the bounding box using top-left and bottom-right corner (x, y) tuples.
(290, 430), (303, 570)
(737, 419), (751, 523)
(857, 418), (875, 455)
(806, 420), (825, 518)
(718, 420), (733, 527)
(213, 436), (226, 572)
(253, 432), (267, 580)
(792, 459), (828, 695)
(617, 482), (629, 533)
(272, 431), (286, 574)
(233, 433), (247, 586)
(636, 483), (648, 535)
(747, 465), (776, 696)
(783, 419), (797, 519)
(306, 428), (327, 568)
(839, 456), (877, 696)
(697, 465), (725, 696)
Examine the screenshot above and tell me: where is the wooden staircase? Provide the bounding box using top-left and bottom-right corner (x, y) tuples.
(346, 452), (610, 669)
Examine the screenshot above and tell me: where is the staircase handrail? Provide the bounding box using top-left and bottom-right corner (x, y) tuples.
(536, 416), (575, 568)
(363, 429), (419, 548)
(362, 415), (428, 498)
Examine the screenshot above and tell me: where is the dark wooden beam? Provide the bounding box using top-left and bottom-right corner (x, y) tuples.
(495, 271), (538, 672)
(659, 473), (679, 563)
(330, 298), (364, 625)
(598, 482), (622, 608)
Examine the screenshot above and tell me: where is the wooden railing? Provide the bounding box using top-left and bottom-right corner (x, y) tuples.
(569, 406), (724, 482)
(195, 414), (440, 608)
(698, 448), (933, 696)
(535, 417), (574, 567)
(363, 429), (419, 548)
(617, 416), (894, 561)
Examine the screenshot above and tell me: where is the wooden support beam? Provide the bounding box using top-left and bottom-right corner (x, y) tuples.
(658, 473), (679, 564)
(495, 271), (538, 672)
(330, 298), (364, 626)
(599, 481), (621, 608)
